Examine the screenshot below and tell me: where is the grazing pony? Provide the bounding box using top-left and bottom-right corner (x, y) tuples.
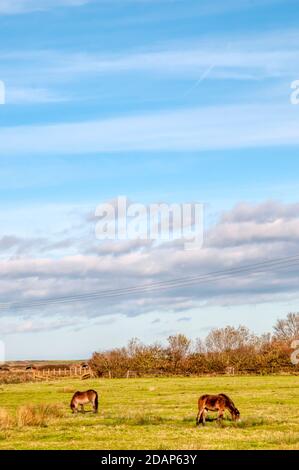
(70, 389), (98, 414)
(196, 393), (240, 426)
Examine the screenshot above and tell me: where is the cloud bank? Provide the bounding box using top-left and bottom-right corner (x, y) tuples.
(1, 200), (299, 335)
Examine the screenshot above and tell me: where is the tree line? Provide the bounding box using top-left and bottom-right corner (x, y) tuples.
(89, 313), (299, 377)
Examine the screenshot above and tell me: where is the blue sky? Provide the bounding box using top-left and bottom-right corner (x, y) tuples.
(0, 0), (299, 360)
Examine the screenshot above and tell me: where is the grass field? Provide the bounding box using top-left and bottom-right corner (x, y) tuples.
(0, 376), (299, 450)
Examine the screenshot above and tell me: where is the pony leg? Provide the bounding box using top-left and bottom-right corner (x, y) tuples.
(196, 407), (205, 426)
(80, 404), (85, 414)
(197, 408), (207, 426)
(217, 410), (224, 423)
(202, 409), (208, 426)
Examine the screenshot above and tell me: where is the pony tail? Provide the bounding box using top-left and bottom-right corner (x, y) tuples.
(94, 392), (99, 412)
(70, 393), (76, 412)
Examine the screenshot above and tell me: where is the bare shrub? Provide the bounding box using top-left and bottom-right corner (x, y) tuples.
(89, 314), (299, 377)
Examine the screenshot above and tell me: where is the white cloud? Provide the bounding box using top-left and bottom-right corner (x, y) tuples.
(208, 203), (299, 247)
(220, 201), (299, 224)
(0, 316), (76, 334)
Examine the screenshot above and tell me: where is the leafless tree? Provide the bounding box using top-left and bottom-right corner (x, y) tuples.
(205, 325), (256, 353)
(194, 337), (206, 353)
(167, 334), (191, 366)
(273, 313), (299, 342)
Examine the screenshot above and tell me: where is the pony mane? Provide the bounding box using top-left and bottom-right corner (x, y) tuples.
(218, 393), (237, 410)
(218, 393), (231, 401)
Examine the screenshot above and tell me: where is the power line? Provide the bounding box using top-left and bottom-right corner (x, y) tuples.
(1, 254), (299, 309)
(0, 253), (299, 311)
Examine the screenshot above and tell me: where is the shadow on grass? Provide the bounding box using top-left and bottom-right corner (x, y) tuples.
(68, 411), (282, 430)
(100, 413), (167, 426)
(68, 409), (168, 426)
(183, 414), (274, 429)
(69, 412), (273, 429)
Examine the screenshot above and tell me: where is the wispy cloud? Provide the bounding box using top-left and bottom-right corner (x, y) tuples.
(6, 87), (68, 104)
(1, 29), (298, 105)
(0, 0), (89, 15)
(3, 29), (298, 79)
(0, 103), (298, 155)
(0, 0), (290, 16)
(59, 34), (299, 80)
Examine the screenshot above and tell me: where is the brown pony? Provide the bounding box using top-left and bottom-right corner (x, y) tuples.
(70, 390), (99, 414)
(196, 393), (240, 426)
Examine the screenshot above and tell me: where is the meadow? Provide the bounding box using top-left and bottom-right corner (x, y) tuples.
(0, 376), (298, 450)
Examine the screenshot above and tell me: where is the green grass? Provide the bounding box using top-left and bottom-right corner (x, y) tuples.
(0, 376), (299, 450)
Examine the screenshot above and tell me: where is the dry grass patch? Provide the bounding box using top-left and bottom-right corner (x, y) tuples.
(57, 387), (76, 393)
(17, 404), (64, 427)
(0, 408), (15, 430)
(0, 372), (33, 385)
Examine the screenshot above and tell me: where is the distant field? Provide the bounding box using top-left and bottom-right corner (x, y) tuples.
(0, 376), (299, 450)
(3, 360), (86, 368)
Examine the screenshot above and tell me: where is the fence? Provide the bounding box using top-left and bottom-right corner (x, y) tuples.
(32, 366), (92, 380)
